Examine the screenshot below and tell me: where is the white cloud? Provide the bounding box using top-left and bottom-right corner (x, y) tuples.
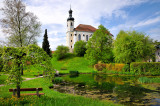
(0, 0), (152, 50)
(133, 16), (160, 28)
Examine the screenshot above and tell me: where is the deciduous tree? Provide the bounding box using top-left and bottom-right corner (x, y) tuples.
(54, 45), (69, 60)
(85, 25), (113, 65)
(113, 30), (155, 64)
(74, 40), (86, 56)
(2, 45), (51, 98)
(0, 0), (41, 47)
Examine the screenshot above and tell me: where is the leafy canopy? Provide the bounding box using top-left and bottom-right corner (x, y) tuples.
(113, 30), (155, 64)
(2, 44), (52, 97)
(85, 25), (113, 65)
(54, 45), (69, 60)
(0, 0), (41, 47)
(74, 40), (87, 56)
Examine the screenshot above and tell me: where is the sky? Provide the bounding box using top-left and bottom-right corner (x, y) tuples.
(0, 0), (160, 50)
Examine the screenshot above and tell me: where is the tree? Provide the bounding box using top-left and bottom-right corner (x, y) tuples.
(42, 29), (51, 57)
(113, 30), (155, 64)
(74, 40), (87, 56)
(2, 44), (51, 98)
(85, 25), (113, 65)
(54, 45), (69, 60)
(0, 0), (41, 47)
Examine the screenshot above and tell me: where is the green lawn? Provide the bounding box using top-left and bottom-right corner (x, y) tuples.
(0, 78), (120, 106)
(51, 55), (95, 73)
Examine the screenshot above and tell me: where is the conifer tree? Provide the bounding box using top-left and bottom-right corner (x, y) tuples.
(42, 29), (51, 57)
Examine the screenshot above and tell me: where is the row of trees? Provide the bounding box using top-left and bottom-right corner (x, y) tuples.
(70, 25), (156, 65)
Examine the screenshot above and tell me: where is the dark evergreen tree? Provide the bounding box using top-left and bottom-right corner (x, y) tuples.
(42, 29), (51, 57)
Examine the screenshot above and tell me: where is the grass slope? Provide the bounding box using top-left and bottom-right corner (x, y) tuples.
(51, 55), (94, 73)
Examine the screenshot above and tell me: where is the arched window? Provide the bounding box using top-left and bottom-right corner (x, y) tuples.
(71, 22), (72, 26)
(71, 34), (72, 36)
(86, 35), (88, 41)
(78, 34), (81, 41)
(71, 46), (72, 48)
(71, 40), (72, 42)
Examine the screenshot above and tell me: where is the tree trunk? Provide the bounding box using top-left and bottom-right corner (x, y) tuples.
(21, 66), (23, 75)
(16, 84), (20, 98)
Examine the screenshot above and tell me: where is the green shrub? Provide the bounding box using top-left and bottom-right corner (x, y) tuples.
(106, 63), (125, 71)
(74, 40), (87, 56)
(53, 77), (63, 84)
(122, 64), (130, 72)
(94, 61), (106, 71)
(130, 62), (160, 75)
(69, 71), (79, 77)
(54, 45), (69, 60)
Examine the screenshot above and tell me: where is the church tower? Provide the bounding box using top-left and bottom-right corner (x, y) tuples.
(66, 7), (74, 52)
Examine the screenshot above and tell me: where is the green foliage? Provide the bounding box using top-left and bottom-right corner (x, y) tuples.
(114, 30), (155, 64)
(69, 71), (79, 77)
(53, 77), (63, 84)
(0, 47), (3, 72)
(1, 44), (52, 97)
(74, 40), (87, 56)
(42, 29), (52, 57)
(138, 77), (160, 83)
(130, 62), (160, 75)
(94, 62), (106, 71)
(54, 45), (69, 60)
(122, 64), (130, 72)
(85, 25), (113, 65)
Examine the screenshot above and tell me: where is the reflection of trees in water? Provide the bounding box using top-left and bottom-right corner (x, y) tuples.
(94, 74), (124, 85)
(114, 83), (153, 105)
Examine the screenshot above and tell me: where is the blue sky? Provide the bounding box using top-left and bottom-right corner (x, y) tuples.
(0, 0), (160, 50)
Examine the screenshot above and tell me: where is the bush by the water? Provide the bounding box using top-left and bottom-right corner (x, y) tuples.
(130, 62), (160, 75)
(106, 63), (125, 71)
(122, 64), (130, 72)
(94, 62), (106, 71)
(53, 77), (63, 84)
(69, 71), (79, 77)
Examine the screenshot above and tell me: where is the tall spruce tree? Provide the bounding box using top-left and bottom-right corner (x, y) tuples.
(42, 29), (51, 57)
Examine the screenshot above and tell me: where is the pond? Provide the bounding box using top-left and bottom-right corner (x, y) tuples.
(52, 74), (160, 106)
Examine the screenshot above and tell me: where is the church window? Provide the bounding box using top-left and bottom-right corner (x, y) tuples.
(71, 40), (72, 42)
(71, 22), (72, 26)
(86, 35), (89, 41)
(71, 46), (72, 48)
(71, 34), (72, 36)
(78, 34), (81, 41)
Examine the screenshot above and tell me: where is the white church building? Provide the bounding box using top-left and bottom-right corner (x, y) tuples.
(66, 8), (112, 52)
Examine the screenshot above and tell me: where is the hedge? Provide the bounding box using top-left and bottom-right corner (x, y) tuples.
(106, 63), (125, 71)
(94, 62), (125, 71)
(130, 62), (160, 75)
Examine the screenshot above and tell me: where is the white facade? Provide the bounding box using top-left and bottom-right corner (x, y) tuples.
(66, 8), (94, 52)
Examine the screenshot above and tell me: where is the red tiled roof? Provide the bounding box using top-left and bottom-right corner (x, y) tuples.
(52, 51), (55, 54)
(74, 24), (113, 36)
(74, 24), (97, 32)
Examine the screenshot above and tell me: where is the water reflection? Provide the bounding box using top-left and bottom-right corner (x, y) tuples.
(52, 74), (160, 105)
